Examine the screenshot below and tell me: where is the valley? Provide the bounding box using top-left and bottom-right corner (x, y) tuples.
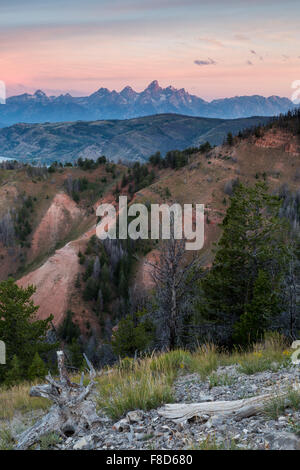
(0, 113), (271, 164)
(1, 110), (300, 451)
(0, 119), (299, 353)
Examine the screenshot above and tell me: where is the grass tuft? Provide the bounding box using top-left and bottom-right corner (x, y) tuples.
(39, 432), (61, 450)
(286, 388), (300, 411)
(96, 358), (174, 420)
(237, 333), (290, 375)
(189, 344), (219, 380)
(0, 427), (14, 450)
(191, 435), (241, 450)
(262, 396), (286, 420)
(0, 383), (50, 420)
(208, 372), (235, 389)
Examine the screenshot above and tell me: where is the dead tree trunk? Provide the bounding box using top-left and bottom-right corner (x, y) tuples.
(146, 214), (203, 350)
(15, 351), (100, 450)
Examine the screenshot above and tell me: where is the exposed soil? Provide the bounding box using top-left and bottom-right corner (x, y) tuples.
(255, 129), (300, 155)
(17, 194), (117, 330)
(18, 241), (80, 327)
(30, 192), (83, 259)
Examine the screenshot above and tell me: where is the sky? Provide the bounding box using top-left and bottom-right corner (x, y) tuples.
(0, 0), (300, 100)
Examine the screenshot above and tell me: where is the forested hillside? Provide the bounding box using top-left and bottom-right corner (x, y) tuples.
(0, 114), (271, 164)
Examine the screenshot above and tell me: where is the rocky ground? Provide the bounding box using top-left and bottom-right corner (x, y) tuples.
(9, 363), (300, 451)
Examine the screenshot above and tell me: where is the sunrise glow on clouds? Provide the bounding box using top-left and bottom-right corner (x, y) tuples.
(0, 0), (300, 99)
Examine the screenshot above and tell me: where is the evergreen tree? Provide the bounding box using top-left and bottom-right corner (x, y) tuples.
(199, 183), (289, 345)
(58, 310), (80, 343)
(112, 310), (154, 357)
(121, 173), (128, 188)
(281, 239), (300, 339)
(0, 279), (55, 383)
(83, 277), (99, 301)
(28, 352), (47, 381)
(75, 274), (81, 288)
(4, 355), (22, 386)
(101, 263), (110, 283)
(227, 132), (234, 146)
(233, 270), (280, 345)
(118, 267), (128, 299)
(68, 339), (84, 370)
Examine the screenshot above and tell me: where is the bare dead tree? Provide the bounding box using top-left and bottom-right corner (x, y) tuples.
(0, 211), (15, 246)
(146, 219), (203, 350)
(15, 351), (100, 450)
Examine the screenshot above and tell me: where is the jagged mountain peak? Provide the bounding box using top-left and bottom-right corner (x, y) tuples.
(1, 82), (297, 126)
(91, 87), (111, 96)
(34, 90), (47, 98)
(121, 85), (136, 93)
(145, 80), (161, 92)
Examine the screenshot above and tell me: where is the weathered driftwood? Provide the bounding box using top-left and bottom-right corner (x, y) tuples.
(15, 351), (100, 450)
(158, 384), (300, 423)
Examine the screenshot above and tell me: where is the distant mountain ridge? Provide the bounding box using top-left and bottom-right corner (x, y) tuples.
(0, 81), (296, 126)
(0, 113), (271, 164)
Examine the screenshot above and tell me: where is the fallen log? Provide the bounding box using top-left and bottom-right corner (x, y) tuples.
(15, 351), (100, 450)
(158, 384), (300, 423)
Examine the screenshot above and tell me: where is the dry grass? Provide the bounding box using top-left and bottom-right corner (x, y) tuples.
(95, 346), (222, 420)
(96, 357), (175, 420)
(262, 395), (287, 420)
(190, 434), (241, 450)
(0, 427), (14, 450)
(237, 333), (291, 375)
(0, 383), (50, 420)
(0, 334), (294, 424)
(189, 344), (219, 379)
